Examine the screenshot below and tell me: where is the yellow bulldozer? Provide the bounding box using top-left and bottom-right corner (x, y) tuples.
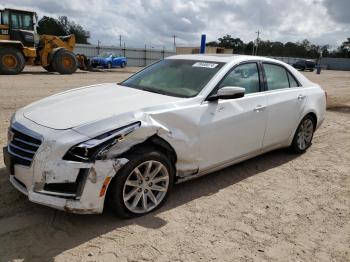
(0, 8), (89, 75)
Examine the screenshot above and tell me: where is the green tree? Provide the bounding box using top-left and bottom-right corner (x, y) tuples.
(320, 45), (330, 57)
(37, 16), (66, 36)
(207, 35), (350, 58)
(338, 38), (350, 58)
(37, 15), (90, 44)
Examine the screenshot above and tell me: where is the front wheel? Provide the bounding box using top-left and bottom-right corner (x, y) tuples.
(52, 49), (78, 74)
(290, 115), (315, 153)
(108, 149), (174, 218)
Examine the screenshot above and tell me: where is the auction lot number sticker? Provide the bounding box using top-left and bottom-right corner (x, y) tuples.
(192, 62), (218, 68)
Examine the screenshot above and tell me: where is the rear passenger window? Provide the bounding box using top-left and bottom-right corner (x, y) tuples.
(287, 72), (299, 87)
(263, 63), (290, 90)
(218, 63), (260, 94)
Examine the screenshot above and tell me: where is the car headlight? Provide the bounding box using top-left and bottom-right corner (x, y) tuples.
(63, 122), (140, 162)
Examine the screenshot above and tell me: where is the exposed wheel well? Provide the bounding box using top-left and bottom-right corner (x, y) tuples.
(0, 44), (24, 55)
(0, 42), (23, 49)
(126, 135), (177, 166)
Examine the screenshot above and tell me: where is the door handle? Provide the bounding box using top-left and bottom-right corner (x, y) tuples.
(254, 105), (266, 112)
(298, 94), (306, 100)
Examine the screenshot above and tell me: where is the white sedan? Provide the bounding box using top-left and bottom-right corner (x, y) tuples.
(3, 55), (326, 217)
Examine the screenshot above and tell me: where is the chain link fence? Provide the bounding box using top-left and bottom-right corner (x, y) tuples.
(74, 44), (175, 67)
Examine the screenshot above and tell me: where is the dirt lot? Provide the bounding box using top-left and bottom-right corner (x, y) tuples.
(0, 67), (349, 262)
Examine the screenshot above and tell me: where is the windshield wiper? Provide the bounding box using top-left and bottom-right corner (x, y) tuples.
(119, 83), (187, 98)
(139, 87), (186, 98)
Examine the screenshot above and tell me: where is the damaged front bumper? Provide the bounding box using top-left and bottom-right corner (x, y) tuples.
(3, 118), (130, 214)
(6, 151), (128, 214)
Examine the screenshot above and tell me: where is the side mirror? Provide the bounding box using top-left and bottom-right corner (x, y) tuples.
(208, 86), (245, 101)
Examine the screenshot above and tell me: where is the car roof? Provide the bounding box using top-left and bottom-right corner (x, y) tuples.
(166, 54), (287, 64)
(166, 54), (315, 87)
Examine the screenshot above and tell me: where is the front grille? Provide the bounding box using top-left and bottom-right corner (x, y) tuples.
(8, 128), (42, 166)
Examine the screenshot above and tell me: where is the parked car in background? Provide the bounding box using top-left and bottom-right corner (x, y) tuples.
(3, 55), (326, 218)
(91, 52), (127, 68)
(292, 59), (316, 71)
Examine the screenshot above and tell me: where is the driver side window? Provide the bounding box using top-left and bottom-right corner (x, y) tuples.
(218, 63), (260, 94)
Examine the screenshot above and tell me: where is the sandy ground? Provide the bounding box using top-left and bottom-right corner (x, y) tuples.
(0, 67), (349, 262)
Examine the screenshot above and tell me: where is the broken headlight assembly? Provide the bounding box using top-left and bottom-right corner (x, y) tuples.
(63, 122), (141, 162)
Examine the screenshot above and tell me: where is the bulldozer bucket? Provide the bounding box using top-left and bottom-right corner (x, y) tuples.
(76, 54), (92, 71)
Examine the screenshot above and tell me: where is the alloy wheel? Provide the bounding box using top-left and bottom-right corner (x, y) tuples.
(122, 160), (169, 214)
(297, 118), (314, 150)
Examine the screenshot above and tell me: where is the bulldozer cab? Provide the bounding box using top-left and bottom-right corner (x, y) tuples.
(0, 8), (37, 46)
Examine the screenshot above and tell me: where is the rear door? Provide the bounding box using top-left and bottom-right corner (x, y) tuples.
(261, 63), (306, 148)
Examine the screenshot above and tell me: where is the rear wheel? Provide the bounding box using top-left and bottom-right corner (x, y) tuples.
(52, 49), (78, 74)
(0, 47), (25, 75)
(107, 62), (112, 69)
(121, 62), (126, 68)
(290, 115), (315, 153)
(108, 149), (174, 218)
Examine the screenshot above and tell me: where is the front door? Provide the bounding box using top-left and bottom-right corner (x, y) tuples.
(198, 62), (268, 171)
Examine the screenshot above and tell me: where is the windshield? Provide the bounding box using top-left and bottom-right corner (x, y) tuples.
(121, 59), (225, 98)
(98, 53), (112, 58)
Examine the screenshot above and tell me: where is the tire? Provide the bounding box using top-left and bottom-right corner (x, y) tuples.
(301, 67), (305, 71)
(121, 62), (126, 68)
(52, 49), (78, 74)
(43, 64), (55, 72)
(108, 148), (175, 218)
(107, 62), (112, 69)
(0, 47), (25, 75)
(290, 115), (315, 154)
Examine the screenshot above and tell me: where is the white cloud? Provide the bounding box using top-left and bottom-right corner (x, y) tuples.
(0, 0), (349, 49)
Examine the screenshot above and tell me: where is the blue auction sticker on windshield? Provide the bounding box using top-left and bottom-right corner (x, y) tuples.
(192, 62), (218, 68)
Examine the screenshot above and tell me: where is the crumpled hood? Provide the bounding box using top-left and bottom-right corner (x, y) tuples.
(23, 83), (182, 130)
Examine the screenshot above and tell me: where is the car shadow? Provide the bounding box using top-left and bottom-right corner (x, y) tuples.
(0, 148), (298, 261)
(16, 69), (139, 75)
(18, 71), (89, 75)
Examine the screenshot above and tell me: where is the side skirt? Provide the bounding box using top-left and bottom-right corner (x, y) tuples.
(176, 143), (284, 184)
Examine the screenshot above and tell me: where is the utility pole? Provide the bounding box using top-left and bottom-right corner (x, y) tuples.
(173, 35), (176, 52)
(119, 35), (122, 47)
(255, 30), (260, 56)
(97, 40), (101, 55)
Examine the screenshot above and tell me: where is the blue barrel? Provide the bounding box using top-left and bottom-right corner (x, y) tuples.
(200, 34), (206, 54)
